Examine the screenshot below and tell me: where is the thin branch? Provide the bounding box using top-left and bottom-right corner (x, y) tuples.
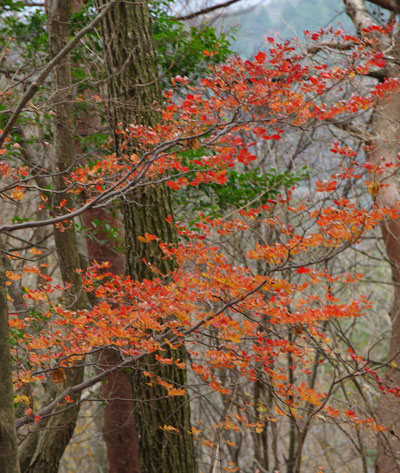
(0, 0), (119, 149)
(307, 41), (354, 55)
(15, 278), (268, 429)
(175, 0), (243, 21)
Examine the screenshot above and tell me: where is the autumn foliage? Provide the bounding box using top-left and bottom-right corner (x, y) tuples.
(2, 24), (400, 470)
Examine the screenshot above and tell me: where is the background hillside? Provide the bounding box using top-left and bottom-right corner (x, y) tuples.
(218, 0), (354, 57)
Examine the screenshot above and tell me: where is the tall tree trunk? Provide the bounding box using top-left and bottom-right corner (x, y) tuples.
(95, 1), (195, 472)
(370, 74), (400, 473)
(0, 248), (20, 473)
(74, 0), (142, 468)
(19, 1), (87, 471)
(123, 184), (194, 473)
(344, 1), (400, 471)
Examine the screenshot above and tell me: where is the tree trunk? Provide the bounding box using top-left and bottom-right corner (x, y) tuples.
(19, 2), (87, 471)
(123, 185), (194, 473)
(95, 1), (195, 472)
(370, 74), (400, 473)
(0, 247), (20, 473)
(344, 2), (400, 471)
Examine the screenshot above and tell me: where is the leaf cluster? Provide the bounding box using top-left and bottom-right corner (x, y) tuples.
(152, 8), (233, 86)
(177, 164), (308, 218)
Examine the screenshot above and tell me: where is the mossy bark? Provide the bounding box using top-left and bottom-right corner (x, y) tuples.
(96, 1), (195, 472)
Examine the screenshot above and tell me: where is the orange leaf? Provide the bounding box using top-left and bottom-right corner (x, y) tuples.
(168, 388), (186, 396)
(52, 367), (66, 385)
(160, 424), (179, 432)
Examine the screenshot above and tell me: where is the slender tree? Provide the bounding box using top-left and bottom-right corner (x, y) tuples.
(19, 2), (88, 471)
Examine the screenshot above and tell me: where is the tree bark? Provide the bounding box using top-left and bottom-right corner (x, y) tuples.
(370, 73), (400, 473)
(82, 206), (141, 473)
(98, 348), (141, 473)
(95, 1), (195, 472)
(123, 186), (194, 473)
(0, 246), (20, 473)
(344, 1), (400, 471)
(19, 2), (87, 471)
(75, 1), (142, 468)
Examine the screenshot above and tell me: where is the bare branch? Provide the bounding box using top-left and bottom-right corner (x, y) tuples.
(15, 277), (268, 429)
(365, 0), (400, 13)
(0, 0), (119, 149)
(175, 0), (243, 21)
(23, 1), (45, 6)
(307, 41), (354, 54)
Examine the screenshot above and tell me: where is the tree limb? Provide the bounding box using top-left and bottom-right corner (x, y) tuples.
(15, 277), (268, 430)
(175, 0), (243, 21)
(344, 0), (374, 32)
(307, 41), (354, 54)
(366, 0), (400, 13)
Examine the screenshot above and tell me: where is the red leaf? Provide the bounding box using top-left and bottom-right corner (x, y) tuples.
(255, 51), (267, 63)
(166, 180), (180, 191)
